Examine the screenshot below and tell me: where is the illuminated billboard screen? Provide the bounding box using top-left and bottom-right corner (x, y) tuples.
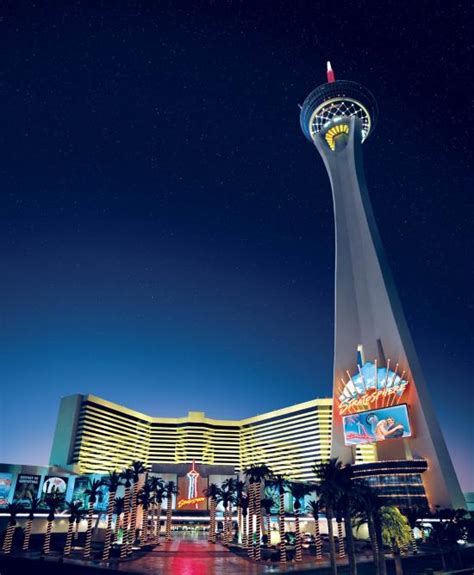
(343, 404), (412, 446)
(176, 462), (208, 511)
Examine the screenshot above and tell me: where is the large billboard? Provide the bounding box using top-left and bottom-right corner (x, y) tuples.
(71, 476), (109, 511)
(13, 474), (41, 505)
(176, 462), (208, 511)
(343, 404), (412, 446)
(0, 473), (13, 508)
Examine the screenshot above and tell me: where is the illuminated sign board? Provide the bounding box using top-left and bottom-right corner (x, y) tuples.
(0, 473), (13, 508)
(343, 404), (412, 446)
(337, 361), (409, 416)
(176, 461), (208, 511)
(13, 474), (41, 505)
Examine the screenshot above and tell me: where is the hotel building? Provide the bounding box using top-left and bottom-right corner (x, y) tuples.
(49, 394), (375, 479)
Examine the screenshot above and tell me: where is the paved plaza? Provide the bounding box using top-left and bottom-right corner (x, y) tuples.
(116, 533), (334, 575)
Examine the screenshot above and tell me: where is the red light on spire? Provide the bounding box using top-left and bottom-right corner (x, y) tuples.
(327, 61), (335, 83)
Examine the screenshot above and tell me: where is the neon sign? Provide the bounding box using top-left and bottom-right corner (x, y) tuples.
(177, 496), (205, 509)
(337, 361), (408, 416)
(187, 460), (199, 499)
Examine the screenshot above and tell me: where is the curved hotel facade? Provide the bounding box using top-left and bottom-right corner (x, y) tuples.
(49, 394), (375, 480)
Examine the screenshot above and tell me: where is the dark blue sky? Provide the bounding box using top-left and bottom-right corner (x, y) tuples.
(0, 2), (472, 490)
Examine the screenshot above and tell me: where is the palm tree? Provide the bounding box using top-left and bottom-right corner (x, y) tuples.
(426, 507), (468, 572)
(243, 470), (255, 558)
(260, 497), (274, 538)
(83, 478), (103, 559)
(164, 480), (178, 542)
(234, 479), (246, 543)
(307, 499), (323, 560)
(153, 485), (166, 543)
(127, 461), (147, 554)
(313, 459), (342, 575)
(74, 506), (87, 541)
(353, 481), (386, 575)
(334, 464), (358, 575)
(240, 494), (249, 549)
(288, 482), (313, 562)
(22, 496), (41, 552)
(204, 483), (220, 543)
(119, 467), (133, 559)
(270, 474), (288, 564)
(380, 506), (412, 575)
(113, 497), (125, 543)
(403, 505), (423, 554)
(137, 483), (153, 544)
(64, 501), (83, 557)
(148, 476), (164, 543)
(42, 493), (63, 555)
(219, 487), (235, 546)
(102, 470), (121, 562)
(222, 477), (237, 545)
(244, 463), (273, 560)
(2, 502), (22, 554)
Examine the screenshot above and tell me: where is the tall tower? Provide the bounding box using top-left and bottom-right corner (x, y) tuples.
(300, 63), (465, 509)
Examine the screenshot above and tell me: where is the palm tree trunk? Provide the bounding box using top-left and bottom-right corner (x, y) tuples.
(43, 520), (53, 555)
(22, 518), (33, 551)
(128, 482), (139, 554)
(156, 501), (162, 543)
(141, 507), (147, 545)
(314, 512), (322, 560)
(120, 486), (131, 559)
(326, 508), (338, 575)
(74, 520), (80, 540)
(254, 481), (261, 560)
(247, 484), (254, 558)
(374, 513), (387, 575)
(393, 550), (403, 575)
(114, 513), (121, 542)
(208, 498), (215, 543)
(2, 524), (15, 554)
(84, 502), (94, 558)
(344, 509), (358, 575)
(367, 513), (380, 575)
(337, 520), (345, 558)
(295, 509), (302, 561)
(102, 489), (116, 561)
(227, 502), (232, 544)
(64, 521), (74, 557)
(242, 511), (248, 549)
(411, 530), (418, 554)
(165, 496), (172, 541)
(237, 504), (242, 544)
(279, 490), (286, 563)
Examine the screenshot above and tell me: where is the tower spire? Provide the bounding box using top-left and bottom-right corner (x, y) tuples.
(327, 61), (335, 83)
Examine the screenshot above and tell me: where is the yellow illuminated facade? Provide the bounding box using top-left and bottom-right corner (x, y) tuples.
(50, 394), (376, 477)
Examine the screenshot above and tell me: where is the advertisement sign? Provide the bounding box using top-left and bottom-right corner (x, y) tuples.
(343, 404), (412, 446)
(71, 476), (109, 511)
(337, 361), (409, 416)
(176, 461), (208, 511)
(42, 476), (69, 496)
(13, 474), (41, 505)
(71, 477), (89, 506)
(0, 473), (13, 507)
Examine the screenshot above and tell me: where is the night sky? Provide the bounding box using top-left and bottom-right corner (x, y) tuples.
(0, 3), (472, 490)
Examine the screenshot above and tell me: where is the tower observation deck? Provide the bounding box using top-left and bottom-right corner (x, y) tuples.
(299, 62), (465, 510)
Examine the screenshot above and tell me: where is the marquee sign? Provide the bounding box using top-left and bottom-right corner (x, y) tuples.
(337, 360), (409, 416)
(176, 461), (208, 511)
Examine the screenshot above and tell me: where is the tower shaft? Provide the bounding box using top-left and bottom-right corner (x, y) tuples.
(316, 117), (464, 508)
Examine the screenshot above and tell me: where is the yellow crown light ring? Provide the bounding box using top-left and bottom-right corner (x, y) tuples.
(325, 124), (350, 151)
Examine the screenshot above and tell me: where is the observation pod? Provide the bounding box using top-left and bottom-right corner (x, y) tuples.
(300, 63), (465, 510)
